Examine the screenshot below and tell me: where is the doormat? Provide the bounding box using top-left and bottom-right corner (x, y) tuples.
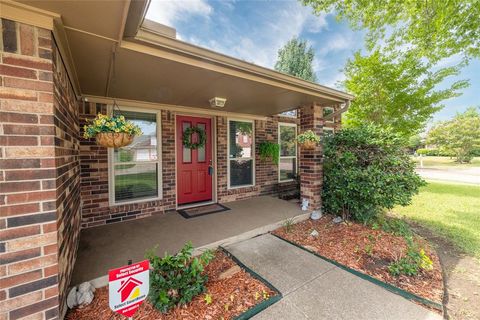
(178, 203), (230, 219)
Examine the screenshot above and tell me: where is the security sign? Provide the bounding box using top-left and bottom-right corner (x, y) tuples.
(109, 260), (149, 318)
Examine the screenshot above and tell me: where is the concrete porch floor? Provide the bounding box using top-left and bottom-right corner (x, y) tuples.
(71, 196), (306, 285)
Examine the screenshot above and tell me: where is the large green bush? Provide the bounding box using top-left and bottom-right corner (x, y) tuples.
(322, 125), (425, 223)
(146, 242), (214, 313)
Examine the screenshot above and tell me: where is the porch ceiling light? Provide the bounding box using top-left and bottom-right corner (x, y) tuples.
(209, 97), (227, 108)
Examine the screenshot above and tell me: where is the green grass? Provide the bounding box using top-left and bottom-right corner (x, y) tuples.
(411, 156), (480, 169)
(393, 181), (480, 259)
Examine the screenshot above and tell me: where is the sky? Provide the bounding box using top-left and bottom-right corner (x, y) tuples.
(146, 0), (480, 127)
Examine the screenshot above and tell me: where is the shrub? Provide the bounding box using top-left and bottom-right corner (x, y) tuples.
(415, 148), (454, 157)
(388, 245), (433, 276)
(146, 242), (214, 313)
(322, 125), (425, 223)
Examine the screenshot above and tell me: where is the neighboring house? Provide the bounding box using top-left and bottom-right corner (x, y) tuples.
(0, 0), (353, 319)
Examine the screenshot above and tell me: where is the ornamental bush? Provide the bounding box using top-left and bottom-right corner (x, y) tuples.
(322, 125), (425, 223)
(146, 242), (214, 313)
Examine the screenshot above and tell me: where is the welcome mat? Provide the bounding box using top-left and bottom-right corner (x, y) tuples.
(178, 203), (230, 219)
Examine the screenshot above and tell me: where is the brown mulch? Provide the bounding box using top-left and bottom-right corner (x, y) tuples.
(66, 251), (275, 320)
(272, 216), (443, 304)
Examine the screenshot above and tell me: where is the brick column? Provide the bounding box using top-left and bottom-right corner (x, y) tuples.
(299, 103), (324, 211)
(0, 18), (81, 319)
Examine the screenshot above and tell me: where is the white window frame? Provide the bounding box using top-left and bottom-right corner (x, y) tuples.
(278, 122), (298, 182)
(323, 127), (335, 135)
(108, 106), (162, 206)
(227, 118), (255, 189)
(323, 107), (335, 123)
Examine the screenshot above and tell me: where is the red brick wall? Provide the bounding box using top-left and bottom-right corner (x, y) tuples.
(52, 38), (81, 318)
(79, 104), (177, 228)
(79, 106), (299, 227)
(299, 103), (325, 210)
(0, 19), (81, 319)
(0, 19), (60, 320)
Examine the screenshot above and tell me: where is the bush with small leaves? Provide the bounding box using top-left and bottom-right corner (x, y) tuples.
(322, 125), (425, 224)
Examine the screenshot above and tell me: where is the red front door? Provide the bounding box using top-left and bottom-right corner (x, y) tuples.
(176, 116), (213, 205)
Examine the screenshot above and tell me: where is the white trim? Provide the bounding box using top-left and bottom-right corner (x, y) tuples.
(107, 106), (163, 206)
(278, 122), (298, 182)
(174, 113), (217, 208)
(227, 118), (255, 189)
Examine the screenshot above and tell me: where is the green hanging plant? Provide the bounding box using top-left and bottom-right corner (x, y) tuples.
(259, 141), (280, 165)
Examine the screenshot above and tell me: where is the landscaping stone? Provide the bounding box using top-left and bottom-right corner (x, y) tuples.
(218, 265), (241, 280)
(310, 229), (319, 237)
(332, 216), (343, 224)
(67, 282), (96, 309)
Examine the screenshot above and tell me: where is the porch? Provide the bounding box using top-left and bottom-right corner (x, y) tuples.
(71, 196), (307, 285)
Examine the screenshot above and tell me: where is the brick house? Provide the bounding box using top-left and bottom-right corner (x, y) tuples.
(0, 0), (352, 319)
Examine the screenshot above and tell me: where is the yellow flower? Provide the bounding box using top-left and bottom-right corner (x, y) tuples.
(114, 128), (120, 133)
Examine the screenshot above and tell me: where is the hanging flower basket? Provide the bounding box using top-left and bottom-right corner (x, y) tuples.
(95, 132), (134, 148)
(300, 140), (317, 149)
(297, 130), (321, 149)
(83, 113), (142, 148)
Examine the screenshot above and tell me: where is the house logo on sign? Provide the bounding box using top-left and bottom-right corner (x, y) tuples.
(118, 277), (142, 302)
(109, 260), (149, 318)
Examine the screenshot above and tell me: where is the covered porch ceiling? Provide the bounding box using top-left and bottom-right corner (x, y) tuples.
(16, 0), (354, 116)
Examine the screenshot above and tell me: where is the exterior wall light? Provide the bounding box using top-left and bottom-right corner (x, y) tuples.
(209, 97), (227, 108)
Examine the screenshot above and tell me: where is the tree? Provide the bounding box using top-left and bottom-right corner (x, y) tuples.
(426, 107), (480, 163)
(302, 0), (480, 63)
(274, 37), (317, 82)
(342, 50), (468, 138)
(322, 125), (425, 223)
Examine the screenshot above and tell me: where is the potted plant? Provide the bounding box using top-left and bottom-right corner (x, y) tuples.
(258, 141), (280, 164)
(83, 113), (142, 148)
(296, 130), (321, 149)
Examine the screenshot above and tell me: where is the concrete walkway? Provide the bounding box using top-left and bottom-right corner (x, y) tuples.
(225, 234), (442, 320)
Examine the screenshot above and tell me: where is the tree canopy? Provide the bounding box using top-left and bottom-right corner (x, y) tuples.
(342, 50), (468, 138)
(274, 37), (317, 82)
(426, 107), (480, 163)
(302, 0), (480, 63)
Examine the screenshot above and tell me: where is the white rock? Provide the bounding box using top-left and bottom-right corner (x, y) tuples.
(78, 282), (95, 294)
(77, 290), (94, 306)
(310, 229), (319, 237)
(333, 216), (343, 224)
(66, 287), (78, 309)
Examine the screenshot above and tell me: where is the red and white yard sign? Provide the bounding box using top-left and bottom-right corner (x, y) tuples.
(109, 260), (150, 318)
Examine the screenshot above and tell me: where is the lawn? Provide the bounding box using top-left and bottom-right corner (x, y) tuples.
(411, 156), (480, 169)
(393, 181), (480, 259)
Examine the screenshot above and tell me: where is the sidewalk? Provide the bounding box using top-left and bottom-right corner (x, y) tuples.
(225, 234), (442, 320)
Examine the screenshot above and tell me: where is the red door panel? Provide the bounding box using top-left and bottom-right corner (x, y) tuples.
(176, 116), (212, 205)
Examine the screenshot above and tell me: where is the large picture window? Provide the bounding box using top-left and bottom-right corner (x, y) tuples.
(279, 123), (297, 181)
(110, 109), (161, 204)
(228, 119), (254, 188)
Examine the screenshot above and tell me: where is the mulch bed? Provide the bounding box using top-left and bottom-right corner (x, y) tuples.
(66, 251), (276, 320)
(272, 216), (443, 304)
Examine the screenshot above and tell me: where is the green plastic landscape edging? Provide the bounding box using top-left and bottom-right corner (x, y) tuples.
(271, 233), (443, 311)
(219, 246), (283, 320)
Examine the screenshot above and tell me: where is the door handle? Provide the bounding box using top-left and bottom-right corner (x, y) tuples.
(208, 160), (214, 175)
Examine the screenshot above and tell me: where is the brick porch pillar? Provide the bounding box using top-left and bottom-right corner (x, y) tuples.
(299, 103), (324, 211)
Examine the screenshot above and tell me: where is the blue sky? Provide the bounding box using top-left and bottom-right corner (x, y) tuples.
(146, 0), (479, 127)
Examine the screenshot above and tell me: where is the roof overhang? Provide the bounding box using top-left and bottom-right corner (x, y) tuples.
(8, 0), (354, 116)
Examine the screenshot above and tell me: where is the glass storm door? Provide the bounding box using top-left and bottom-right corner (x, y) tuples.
(176, 116), (213, 205)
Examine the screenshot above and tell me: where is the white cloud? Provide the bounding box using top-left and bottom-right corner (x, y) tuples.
(322, 72), (346, 89)
(146, 0), (213, 27)
(319, 34), (353, 55)
(184, 2), (329, 69)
